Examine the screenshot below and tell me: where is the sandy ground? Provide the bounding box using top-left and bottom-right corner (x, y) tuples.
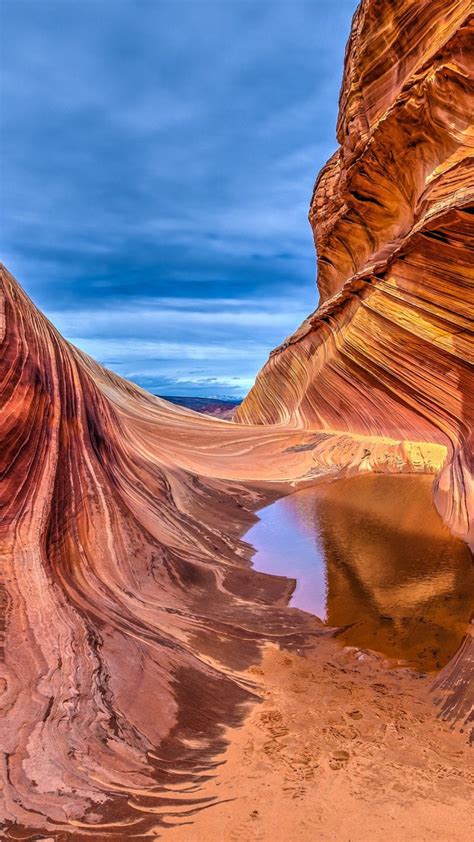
(166, 641), (473, 842)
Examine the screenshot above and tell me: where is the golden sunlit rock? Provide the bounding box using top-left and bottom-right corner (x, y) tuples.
(1, 1), (472, 838)
(236, 0), (473, 547)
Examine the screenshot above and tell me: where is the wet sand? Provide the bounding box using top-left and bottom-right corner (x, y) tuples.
(165, 476), (474, 842)
(167, 642), (474, 842)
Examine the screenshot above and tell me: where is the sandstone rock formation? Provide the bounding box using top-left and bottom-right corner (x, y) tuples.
(2, 264), (446, 836)
(1, 0), (473, 836)
(236, 0), (474, 548)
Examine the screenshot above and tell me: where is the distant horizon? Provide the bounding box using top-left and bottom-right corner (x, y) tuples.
(1, 0), (357, 397)
(158, 393), (241, 403)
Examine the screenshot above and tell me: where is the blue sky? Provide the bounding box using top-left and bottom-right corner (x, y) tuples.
(1, 0), (356, 397)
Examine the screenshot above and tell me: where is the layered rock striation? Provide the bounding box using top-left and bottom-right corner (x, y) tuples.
(1, 0), (473, 836)
(2, 263), (446, 836)
(236, 0), (474, 547)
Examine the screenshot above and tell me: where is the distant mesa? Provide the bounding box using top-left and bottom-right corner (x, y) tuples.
(157, 394), (241, 419)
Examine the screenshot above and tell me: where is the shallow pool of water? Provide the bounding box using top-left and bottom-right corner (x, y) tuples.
(246, 474), (474, 671)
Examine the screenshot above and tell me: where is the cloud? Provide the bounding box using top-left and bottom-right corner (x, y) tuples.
(48, 296), (310, 337)
(53, 292), (313, 396)
(1, 0), (357, 395)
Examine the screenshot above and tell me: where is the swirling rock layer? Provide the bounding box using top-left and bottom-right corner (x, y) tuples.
(236, 0), (474, 546)
(0, 267), (315, 837)
(2, 263), (447, 836)
(1, 1), (473, 836)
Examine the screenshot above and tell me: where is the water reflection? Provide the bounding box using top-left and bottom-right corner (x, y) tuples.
(246, 475), (474, 671)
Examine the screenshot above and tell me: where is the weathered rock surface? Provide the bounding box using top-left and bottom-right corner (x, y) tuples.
(236, 0), (474, 547)
(1, 0), (473, 836)
(2, 263), (446, 836)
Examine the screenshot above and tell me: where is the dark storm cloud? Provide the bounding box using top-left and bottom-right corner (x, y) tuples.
(1, 0), (357, 396)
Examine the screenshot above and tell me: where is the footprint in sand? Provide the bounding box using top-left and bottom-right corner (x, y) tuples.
(229, 813), (265, 841)
(329, 749), (350, 770)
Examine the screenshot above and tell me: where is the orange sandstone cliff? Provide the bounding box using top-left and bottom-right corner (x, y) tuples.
(236, 0), (474, 547)
(1, 0), (473, 837)
(3, 264), (447, 836)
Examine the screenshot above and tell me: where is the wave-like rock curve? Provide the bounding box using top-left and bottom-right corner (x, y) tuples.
(236, 0), (474, 547)
(1, 0), (473, 835)
(2, 263), (447, 836)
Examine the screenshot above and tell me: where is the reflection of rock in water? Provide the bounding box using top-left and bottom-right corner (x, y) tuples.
(304, 475), (474, 672)
(236, 2), (474, 549)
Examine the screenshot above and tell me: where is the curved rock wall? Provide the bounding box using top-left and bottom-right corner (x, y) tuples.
(1, 1), (473, 835)
(1, 263), (332, 836)
(236, 1), (473, 546)
(3, 262), (446, 835)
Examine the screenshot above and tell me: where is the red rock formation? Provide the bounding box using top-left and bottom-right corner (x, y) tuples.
(1, 1), (473, 836)
(3, 263), (445, 836)
(236, 0), (474, 547)
(0, 266), (322, 836)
